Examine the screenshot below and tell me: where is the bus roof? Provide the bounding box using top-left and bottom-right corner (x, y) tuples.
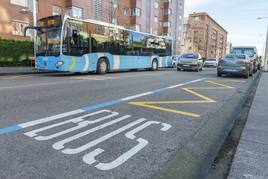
(64, 15), (173, 40)
(232, 46), (257, 49)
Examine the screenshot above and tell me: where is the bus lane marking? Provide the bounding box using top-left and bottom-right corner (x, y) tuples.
(129, 80), (238, 118)
(21, 109), (172, 170)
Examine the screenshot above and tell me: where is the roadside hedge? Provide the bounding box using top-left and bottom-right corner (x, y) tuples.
(0, 38), (34, 66)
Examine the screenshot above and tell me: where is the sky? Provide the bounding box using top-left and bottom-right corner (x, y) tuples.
(184, 0), (268, 56)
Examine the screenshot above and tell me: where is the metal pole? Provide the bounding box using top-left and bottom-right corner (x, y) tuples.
(264, 26), (268, 71)
(32, 0), (37, 68)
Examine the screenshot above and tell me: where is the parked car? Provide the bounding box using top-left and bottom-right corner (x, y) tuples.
(217, 54), (253, 78)
(204, 58), (218, 67)
(177, 53), (203, 72)
(232, 46), (260, 72)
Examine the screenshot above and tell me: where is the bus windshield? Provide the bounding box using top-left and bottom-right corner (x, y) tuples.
(232, 48), (254, 57)
(36, 28), (61, 56)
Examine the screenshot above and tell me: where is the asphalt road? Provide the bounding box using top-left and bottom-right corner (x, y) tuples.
(0, 68), (255, 179)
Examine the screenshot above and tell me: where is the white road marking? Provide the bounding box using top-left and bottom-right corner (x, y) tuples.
(19, 109), (85, 128)
(121, 92), (154, 101)
(52, 115), (132, 151)
(83, 121), (171, 170)
(23, 109), (172, 171)
(25, 110), (118, 140)
(60, 118), (146, 154)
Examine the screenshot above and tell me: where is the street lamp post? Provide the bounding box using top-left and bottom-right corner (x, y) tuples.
(257, 17), (268, 71)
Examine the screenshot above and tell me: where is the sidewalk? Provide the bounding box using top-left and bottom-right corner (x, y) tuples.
(228, 72), (268, 179)
(0, 67), (49, 76)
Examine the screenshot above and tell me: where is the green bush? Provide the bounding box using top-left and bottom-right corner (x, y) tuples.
(0, 38), (34, 66)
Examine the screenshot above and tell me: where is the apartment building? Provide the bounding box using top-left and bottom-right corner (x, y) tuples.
(181, 12), (228, 58)
(0, 0), (184, 54)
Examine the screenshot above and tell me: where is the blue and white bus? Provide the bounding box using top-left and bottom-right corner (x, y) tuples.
(26, 15), (173, 74)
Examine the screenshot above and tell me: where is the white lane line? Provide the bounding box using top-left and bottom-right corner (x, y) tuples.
(0, 80), (97, 90)
(121, 92), (154, 101)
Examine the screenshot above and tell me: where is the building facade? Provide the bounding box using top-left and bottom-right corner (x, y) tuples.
(0, 0), (184, 54)
(181, 12), (228, 58)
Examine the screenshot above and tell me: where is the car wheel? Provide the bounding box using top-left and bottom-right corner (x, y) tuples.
(97, 58), (108, 74)
(151, 59), (158, 71)
(244, 71), (249, 79)
(177, 68), (181, 71)
(217, 72), (222, 77)
(249, 69), (253, 76)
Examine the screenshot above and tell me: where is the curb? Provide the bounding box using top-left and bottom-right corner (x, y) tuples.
(153, 71), (262, 179)
(0, 71), (57, 76)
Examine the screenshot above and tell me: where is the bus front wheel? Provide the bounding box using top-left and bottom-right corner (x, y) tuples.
(151, 60), (158, 71)
(97, 58), (108, 74)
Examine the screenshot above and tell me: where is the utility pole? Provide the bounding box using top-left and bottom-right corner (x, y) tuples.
(32, 0), (37, 60)
(257, 17), (268, 71)
(261, 26), (268, 71)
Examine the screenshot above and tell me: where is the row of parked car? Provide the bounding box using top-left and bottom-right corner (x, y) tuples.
(172, 46), (261, 78)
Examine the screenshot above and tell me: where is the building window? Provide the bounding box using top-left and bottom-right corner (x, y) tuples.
(161, 21), (171, 27)
(154, 16), (158, 23)
(52, 5), (62, 16)
(161, 8), (171, 15)
(193, 16), (200, 22)
(10, 0), (27, 7)
(111, 2), (118, 9)
(154, 0), (159, 9)
(12, 20), (29, 36)
(131, 8), (141, 16)
(124, 8), (129, 16)
(133, 24), (141, 32)
(112, 18), (118, 24)
(67, 6), (83, 19)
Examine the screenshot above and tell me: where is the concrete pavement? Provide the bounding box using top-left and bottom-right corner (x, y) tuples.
(0, 68), (259, 178)
(228, 72), (268, 179)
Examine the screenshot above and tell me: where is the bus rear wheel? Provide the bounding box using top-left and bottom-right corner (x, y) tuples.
(97, 58), (108, 74)
(151, 60), (158, 71)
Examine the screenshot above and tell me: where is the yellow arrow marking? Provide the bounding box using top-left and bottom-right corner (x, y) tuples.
(129, 80), (236, 118)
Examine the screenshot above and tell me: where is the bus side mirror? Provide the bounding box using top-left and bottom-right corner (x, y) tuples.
(24, 26), (30, 37)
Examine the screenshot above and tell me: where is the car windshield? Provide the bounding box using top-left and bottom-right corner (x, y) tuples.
(181, 54), (198, 59)
(223, 54), (236, 60)
(36, 28), (61, 56)
(236, 54), (246, 59)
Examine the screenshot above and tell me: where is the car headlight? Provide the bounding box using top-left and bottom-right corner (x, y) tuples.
(55, 61), (64, 67)
(192, 61), (198, 65)
(240, 66), (246, 69)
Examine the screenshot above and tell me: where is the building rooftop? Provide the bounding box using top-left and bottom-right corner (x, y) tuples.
(189, 12), (228, 34)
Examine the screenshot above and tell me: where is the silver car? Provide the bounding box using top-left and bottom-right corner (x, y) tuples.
(217, 54), (253, 78)
(177, 53), (203, 72)
(204, 58), (218, 68)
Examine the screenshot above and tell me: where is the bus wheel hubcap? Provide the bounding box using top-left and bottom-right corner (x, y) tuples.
(100, 62), (107, 72)
(153, 62), (157, 69)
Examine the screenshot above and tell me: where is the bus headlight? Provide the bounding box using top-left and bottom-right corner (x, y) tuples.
(56, 61), (64, 67)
